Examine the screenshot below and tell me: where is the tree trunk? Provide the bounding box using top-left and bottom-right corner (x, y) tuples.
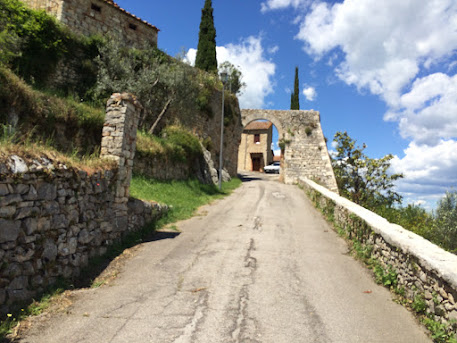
(148, 98), (173, 135)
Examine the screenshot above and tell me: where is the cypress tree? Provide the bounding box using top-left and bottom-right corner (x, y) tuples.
(195, 0), (217, 72)
(290, 66), (300, 110)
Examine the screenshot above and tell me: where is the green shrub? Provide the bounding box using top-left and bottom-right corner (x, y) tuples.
(0, 0), (99, 94)
(411, 294), (427, 314)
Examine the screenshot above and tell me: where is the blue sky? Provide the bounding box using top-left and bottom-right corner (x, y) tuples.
(116, 0), (457, 208)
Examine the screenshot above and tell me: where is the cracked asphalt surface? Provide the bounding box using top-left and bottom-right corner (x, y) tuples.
(19, 173), (431, 342)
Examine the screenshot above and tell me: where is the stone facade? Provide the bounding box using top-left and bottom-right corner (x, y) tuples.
(238, 121), (273, 172)
(241, 109), (338, 192)
(300, 177), (457, 334)
(0, 94), (166, 314)
(21, 0), (158, 48)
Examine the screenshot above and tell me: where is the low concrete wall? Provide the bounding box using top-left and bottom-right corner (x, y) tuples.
(299, 177), (457, 332)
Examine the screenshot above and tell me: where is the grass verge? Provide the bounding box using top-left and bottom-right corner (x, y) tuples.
(130, 175), (242, 226)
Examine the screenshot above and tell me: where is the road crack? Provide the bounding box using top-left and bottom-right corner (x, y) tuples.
(230, 238), (261, 343)
(171, 290), (209, 343)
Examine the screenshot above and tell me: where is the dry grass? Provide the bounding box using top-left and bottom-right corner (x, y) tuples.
(0, 141), (117, 174)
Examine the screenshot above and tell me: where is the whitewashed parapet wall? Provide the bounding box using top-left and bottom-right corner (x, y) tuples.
(0, 93), (165, 314)
(299, 177), (457, 332)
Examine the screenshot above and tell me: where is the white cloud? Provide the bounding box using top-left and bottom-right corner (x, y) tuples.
(260, 0), (309, 13)
(385, 73), (457, 145)
(268, 45), (279, 54)
(302, 86), (317, 101)
(218, 36), (276, 109)
(278, 0), (457, 204)
(296, 0), (457, 108)
(186, 37), (276, 109)
(391, 140), (457, 205)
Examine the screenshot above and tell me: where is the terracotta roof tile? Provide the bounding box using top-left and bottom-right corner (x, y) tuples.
(244, 121), (272, 131)
(102, 0), (159, 31)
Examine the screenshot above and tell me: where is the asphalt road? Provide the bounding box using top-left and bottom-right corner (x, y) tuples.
(19, 173), (431, 343)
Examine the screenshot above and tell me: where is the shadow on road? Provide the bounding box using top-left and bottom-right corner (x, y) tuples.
(238, 171), (280, 183)
(147, 230), (181, 242)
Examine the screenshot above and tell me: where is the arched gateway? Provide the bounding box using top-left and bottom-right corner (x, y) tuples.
(241, 109), (339, 193)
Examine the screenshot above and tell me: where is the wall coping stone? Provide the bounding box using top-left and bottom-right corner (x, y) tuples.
(300, 176), (457, 291)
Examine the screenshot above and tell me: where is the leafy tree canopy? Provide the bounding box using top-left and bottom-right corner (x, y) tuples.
(332, 131), (403, 209)
(434, 190), (457, 252)
(218, 61), (246, 95)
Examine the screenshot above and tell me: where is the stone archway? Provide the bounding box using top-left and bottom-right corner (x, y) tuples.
(240, 109), (338, 193)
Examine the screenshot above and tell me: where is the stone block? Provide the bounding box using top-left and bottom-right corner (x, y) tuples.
(15, 206), (40, 220)
(0, 194), (22, 207)
(37, 182), (57, 200)
(0, 206), (16, 218)
(15, 184), (29, 195)
(24, 185), (38, 201)
(42, 239), (58, 262)
(0, 219), (21, 243)
(38, 217), (51, 232)
(43, 201), (60, 215)
(0, 184), (10, 196)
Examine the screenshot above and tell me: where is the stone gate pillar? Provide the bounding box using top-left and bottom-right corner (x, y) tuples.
(100, 93), (142, 229)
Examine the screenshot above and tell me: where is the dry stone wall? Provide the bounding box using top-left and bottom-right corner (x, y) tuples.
(241, 109), (338, 192)
(299, 177), (457, 334)
(0, 94), (166, 314)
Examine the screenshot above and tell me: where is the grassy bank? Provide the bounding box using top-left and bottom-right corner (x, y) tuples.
(130, 175), (242, 225)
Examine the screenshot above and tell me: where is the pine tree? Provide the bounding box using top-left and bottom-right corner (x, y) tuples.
(290, 66), (300, 110)
(195, 0), (217, 72)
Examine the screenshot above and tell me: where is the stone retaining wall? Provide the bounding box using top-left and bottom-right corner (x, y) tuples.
(299, 177), (457, 333)
(0, 93), (167, 314)
(0, 157), (165, 314)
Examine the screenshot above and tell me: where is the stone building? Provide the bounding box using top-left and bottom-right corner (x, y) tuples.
(21, 0), (159, 48)
(238, 121), (274, 172)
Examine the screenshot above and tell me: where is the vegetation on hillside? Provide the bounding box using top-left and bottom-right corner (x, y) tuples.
(332, 131), (457, 253)
(0, 0), (99, 94)
(0, 0), (238, 164)
(94, 39), (223, 134)
(195, 0), (217, 72)
(0, 67), (105, 155)
(136, 126), (203, 163)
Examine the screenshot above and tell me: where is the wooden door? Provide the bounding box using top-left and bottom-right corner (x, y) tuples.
(252, 157), (261, 171)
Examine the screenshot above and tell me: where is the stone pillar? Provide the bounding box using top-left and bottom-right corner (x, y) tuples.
(100, 93), (142, 229)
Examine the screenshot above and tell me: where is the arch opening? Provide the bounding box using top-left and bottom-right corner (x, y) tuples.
(237, 118), (282, 175)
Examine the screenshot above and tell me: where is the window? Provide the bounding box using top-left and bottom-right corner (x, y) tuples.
(129, 23), (138, 31)
(91, 3), (101, 12)
(254, 134), (260, 144)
